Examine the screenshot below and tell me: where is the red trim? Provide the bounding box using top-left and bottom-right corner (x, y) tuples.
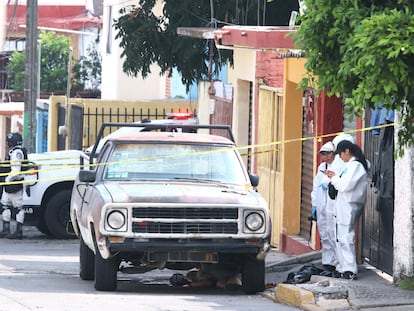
(279, 233), (315, 255)
(6, 5), (102, 30)
(7, 5), (87, 19)
(316, 91), (343, 156)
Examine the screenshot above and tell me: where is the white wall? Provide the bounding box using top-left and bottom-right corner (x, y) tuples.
(19, 0), (87, 4)
(394, 112), (414, 282)
(227, 48), (256, 150)
(0, 1), (5, 52)
(101, 0), (167, 100)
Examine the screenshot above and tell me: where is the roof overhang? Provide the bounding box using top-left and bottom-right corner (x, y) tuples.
(214, 26), (297, 50)
(6, 5), (102, 31)
(176, 27), (215, 40)
(0, 102), (24, 116)
(176, 25), (303, 56)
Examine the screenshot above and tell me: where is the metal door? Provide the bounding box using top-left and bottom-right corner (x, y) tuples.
(362, 109), (394, 275)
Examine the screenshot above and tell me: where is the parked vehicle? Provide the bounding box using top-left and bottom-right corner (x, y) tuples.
(21, 114), (198, 239)
(70, 122), (271, 294)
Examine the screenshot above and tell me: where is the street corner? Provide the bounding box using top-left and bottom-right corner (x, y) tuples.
(261, 275), (354, 311)
(298, 275), (349, 301)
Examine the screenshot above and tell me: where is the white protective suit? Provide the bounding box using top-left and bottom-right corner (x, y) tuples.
(1, 146), (25, 224)
(311, 160), (337, 267)
(330, 157), (368, 274)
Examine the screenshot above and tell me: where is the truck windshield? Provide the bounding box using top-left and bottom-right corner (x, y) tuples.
(104, 143), (248, 185)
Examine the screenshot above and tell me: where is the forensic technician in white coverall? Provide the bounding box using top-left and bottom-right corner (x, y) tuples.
(325, 140), (369, 280)
(311, 141), (337, 275)
(0, 132), (27, 239)
(315, 134), (355, 277)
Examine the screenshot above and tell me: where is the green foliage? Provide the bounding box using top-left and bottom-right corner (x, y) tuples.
(398, 277), (414, 291)
(6, 31), (71, 92)
(39, 31), (71, 91)
(113, 0), (260, 90)
(296, 0), (414, 153)
(5, 50), (25, 91)
(72, 43), (102, 91)
(7, 32), (101, 94)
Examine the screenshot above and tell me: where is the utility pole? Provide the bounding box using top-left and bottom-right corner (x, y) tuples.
(24, 0), (38, 153)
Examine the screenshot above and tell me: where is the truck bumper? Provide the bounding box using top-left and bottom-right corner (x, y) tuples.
(109, 238), (270, 256)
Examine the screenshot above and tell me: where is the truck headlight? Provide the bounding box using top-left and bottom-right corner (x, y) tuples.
(245, 212), (264, 232)
(107, 210), (126, 230)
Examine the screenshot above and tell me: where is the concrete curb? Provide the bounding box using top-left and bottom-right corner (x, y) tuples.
(265, 252), (414, 310)
(265, 251), (322, 272)
(264, 252), (353, 310)
(275, 283), (315, 307)
(265, 280), (352, 311)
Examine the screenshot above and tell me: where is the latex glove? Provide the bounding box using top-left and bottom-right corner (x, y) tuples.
(320, 183), (327, 191)
(310, 206), (317, 221)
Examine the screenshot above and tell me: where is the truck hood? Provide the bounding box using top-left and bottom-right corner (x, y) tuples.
(103, 182), (262, 205)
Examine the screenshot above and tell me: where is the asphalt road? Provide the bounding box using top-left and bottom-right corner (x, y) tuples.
(0, 224), (300, 311)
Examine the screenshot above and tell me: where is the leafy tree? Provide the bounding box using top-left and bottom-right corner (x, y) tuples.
(72, 43), (102, 92)
(296, 0), (414, 153)
(113, 0), (262, 90)
(6, 31), (71, 92)
(5, 50), (25, 91)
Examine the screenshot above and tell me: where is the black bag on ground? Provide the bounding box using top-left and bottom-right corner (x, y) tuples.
(284, 264), (324, 284)
(328, 182), (338, 200)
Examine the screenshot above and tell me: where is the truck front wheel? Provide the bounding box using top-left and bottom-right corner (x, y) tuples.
(80, 236), (95, 280)
(241, 254), (265, 294)
(44, 189), (72, 239)
(94, 250), (119, 291)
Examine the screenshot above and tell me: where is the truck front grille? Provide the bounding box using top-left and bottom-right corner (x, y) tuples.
(132, 207), (239, 235)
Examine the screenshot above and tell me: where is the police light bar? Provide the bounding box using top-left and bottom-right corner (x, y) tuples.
(166, 112), (194, 120)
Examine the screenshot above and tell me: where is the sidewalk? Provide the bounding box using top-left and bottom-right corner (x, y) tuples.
(263, 248), (414, 310)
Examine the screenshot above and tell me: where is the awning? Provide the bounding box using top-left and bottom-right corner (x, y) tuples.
(6, 5), (102, 31)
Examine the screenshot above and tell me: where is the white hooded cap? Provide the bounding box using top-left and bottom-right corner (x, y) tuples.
(332, 133), (354, 147)
(319, 141), (334, 153)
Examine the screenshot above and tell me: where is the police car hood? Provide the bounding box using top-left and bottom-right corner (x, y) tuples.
(28, 150), (83, 163)
(103, 181), (261, 205)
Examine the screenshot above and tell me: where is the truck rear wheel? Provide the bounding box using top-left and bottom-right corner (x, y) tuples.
(94, 250), (119, 291)
(44, 189), (72, 239)
(241, 254), (265, 294)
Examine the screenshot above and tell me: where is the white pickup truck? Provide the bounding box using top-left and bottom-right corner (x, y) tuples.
(20, 115), (199, 239)
(70, 122), (271, 293)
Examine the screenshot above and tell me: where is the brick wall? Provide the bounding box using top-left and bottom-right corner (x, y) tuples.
(256, 51), (284, 88)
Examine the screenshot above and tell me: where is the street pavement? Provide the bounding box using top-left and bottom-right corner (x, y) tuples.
(264, 247), (414, 310)
(17, 224), (414, 310)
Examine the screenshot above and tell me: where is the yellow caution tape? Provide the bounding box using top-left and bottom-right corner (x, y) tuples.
(0, 122), (395, 187)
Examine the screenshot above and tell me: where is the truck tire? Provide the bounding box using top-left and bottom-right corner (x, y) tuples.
(36, 219), (51, 236)
(94, 249), (119, 291)
(241, 254), (265, 294)
(44, 189), (72, 239)
(80, 236), (95, 280)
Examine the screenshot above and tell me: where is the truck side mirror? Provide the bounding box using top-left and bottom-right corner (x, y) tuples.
(78, 170), (96, 183)
(249, 173), (259, 187)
